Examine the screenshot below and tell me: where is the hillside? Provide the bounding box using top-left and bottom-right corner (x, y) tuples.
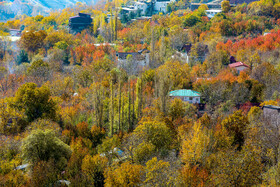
(0, 0), (95, 21)
(2, 0), (280, 186)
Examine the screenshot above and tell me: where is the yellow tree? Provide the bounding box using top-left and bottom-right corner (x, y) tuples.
(211, 143), (262, 186)
(181, 122), (211, 165)
(144, 157), (177, 186)
(221, 110), (249, 149)
(221, 0), (231, 13)
(104, 162), (144, 187)
(20, 30), (47, 54)
(82, 154), (108, 186)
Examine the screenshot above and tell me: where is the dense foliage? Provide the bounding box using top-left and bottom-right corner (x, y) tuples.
(1, 0), (280, 186)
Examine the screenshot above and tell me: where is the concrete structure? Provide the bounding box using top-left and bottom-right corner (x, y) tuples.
(228, 62), (249, 74)
(116, 49), (150, 74)
(154, 1), (172, 13)
(176, 43), (208, 64)
(120, 0), (174, 17)
(206, 9), (222, 19)
(134, 1), (148, 15)
(121, 1), (149, 16)
(0, 36), (21, 50)
(169, 89), (201, 104)
(69, 13), (93, 34)
(262, 105), (280, 127)
(9, 29), (21, 36)
(180, 44), (192, 63)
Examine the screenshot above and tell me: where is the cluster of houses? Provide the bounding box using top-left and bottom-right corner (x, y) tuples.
(120, 0), (176, 17)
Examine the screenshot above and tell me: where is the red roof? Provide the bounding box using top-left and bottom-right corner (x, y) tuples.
(228, 62), (249, 68)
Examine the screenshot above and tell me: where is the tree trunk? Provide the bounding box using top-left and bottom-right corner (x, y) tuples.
(118, 79), (121, 133)
(128, 79), (132, 132)
(110, 80), (114, 136)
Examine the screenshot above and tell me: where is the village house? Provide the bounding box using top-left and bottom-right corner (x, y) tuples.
(9, 29), (22, 36)
(228, 62), (249, 74)
(120, 0), (175, 18)
(206, 9), (222, 19)
(169, 89), (201, 104)
(154, 0), (175, 13)
(175, 43), (208, 64)
(69, 13), (93, 34)
(116, 49), (150, 74)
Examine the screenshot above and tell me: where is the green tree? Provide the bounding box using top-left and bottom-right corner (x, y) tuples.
(27, 59), (50, 80)
(183, 15), (201, 27)
(16, 50), (29, 65)
(133, 120), (174, 151)
(21, 129), (72, 168)
(169, 98), (186, 121)
(10, 83), (57, 122)
(54, 41), (68, 50)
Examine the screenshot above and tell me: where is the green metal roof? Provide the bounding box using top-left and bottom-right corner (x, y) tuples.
(169, 89), (201, 97)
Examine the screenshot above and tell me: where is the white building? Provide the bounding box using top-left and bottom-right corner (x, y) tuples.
(134, 1), (148, 15)
(206, 9), (222, 19)
(154, 0), (175, 13)
(154, 1), (169, 13)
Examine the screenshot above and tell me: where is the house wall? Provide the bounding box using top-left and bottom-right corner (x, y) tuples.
(263, 107), (280, 127)
(145, 53), (150, 66)
(171, 96), (200, 104)
(117, 56), (149, 74)
(235, 66), (248, 73)
(206, 10), (222, 18)
(134, 2), (148, 15)
(154, 1), (170, 13)
(9, 30), (21, 36)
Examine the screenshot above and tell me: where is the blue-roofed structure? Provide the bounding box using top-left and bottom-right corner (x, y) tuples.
(169, 89), (201, 104)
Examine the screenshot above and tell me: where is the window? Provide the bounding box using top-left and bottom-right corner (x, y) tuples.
(196, 98), (199, 101)
(189, 97), (193, 100)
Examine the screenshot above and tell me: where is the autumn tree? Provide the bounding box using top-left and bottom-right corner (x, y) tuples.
(27, 59), (50, 84)
(144, 157), (178, 186)
(31, 160), (59, 187)
(20, 30), (47, 54)
(221, 0), (231, 13)
(221, 110), (249, 149)
(168, 98), (186, 121)
(181, 122), (211, 165)
(104, 162), (144, 187)
(82, 154), (108, 186)
(211, 144), (262, 186)
(0, 98), (27, 135)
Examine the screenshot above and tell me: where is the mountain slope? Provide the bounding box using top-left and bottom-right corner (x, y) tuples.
(0, 0), (95, 21)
